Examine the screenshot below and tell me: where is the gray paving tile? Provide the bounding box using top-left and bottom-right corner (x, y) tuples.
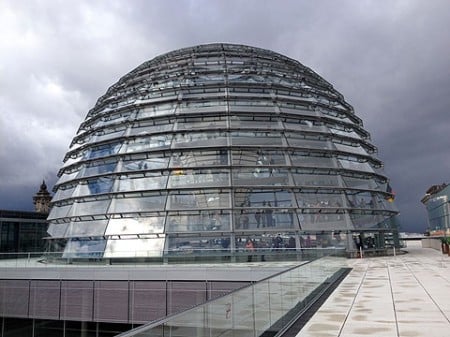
(297, 240), (450, 337)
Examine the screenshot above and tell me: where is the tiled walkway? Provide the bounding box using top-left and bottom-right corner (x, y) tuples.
(297, 241), (450, 337)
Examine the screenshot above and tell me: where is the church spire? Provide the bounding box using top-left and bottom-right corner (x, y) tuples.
(33, 180), (52, 213)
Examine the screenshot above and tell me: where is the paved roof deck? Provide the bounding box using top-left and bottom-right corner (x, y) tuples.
(297, 240), (450, 337)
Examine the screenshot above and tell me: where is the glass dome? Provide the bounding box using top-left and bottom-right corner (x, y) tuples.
(47, 43), (398, 259)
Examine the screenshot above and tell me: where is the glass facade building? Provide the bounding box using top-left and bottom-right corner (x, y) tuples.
(47, 43), (398, 258)
(421, 183), (450, 236)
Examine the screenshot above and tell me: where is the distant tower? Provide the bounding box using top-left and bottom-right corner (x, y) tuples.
(33, 180), (52, 213)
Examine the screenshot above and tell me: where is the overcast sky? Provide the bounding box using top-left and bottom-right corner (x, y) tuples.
(1, 0), (449, 233)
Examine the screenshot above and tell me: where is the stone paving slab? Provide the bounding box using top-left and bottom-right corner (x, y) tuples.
(296, 241), (450, 337)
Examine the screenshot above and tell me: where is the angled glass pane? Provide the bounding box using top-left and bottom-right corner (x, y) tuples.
(65, 220), (108, 237)
(84, 142), (122, 160)
(83, 161), (117, 177)
(231, 131), (282, 146)
(290, 152), (335, 168)
(338, 158), (374, 173)
(167, 169), (229, 188)
(166, 211), (231, 232)
(110, 194), (167, 213)
(122, 155), (170, 171)
(166, 235), (231, 255)
(104, 238), (165, 258)
(167, 190), (230, 210)
(48, 204), (73, 220)
(63, 238), (106, 258)
(117, 173), (168, 192)
(105, 216), (165, 235)
(292, 171), (340, 187)
(170, 150), (229, 168)
(47, 223), (69, 237)
(68, 199), (111, 217)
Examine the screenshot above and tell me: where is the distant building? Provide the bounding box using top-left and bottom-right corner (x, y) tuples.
(0, 182), (50, 253)
(32, 180), (52, 213)
(0, 209), (48, 253)
(421, 183), (450, 236)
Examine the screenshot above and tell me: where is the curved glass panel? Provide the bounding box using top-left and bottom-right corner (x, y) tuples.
(166, 211), (231, 233)
(104, 237), (165, 258)
(65, 220), (108, 238)
(105, 216), (165, 235)
(110, 195), (166, 213)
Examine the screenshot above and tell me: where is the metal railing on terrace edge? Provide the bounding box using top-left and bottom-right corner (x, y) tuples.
(114, 254), (349, 337)
(0, 247), (347, 267)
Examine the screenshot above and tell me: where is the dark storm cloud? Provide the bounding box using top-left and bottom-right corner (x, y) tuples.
(1, 0), (449, 233)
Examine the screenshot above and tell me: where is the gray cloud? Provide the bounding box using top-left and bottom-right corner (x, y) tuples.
(1, 0), (450, 233)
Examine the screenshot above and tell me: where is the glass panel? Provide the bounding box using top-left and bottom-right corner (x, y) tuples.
(285, 133), (329, 149)
(125, 135), (172, 152)
(283, 117), (326, 133)
(137, 102), (176, 119)
(278, 104), (316, 118)
(346, 191), (376, 209)
(329, 126), (362, 139)
(290, 152), (335, 168)
(176, 115), (227, 130)
(292, 171), (340, 187)
(229, 287), (255, 337)
(334, 143), (369, 156)
(56, 170), (80, 185)
(99, 110), (135, 126)
(231, 131), (282, 146)
(129, 121), (174, 136)
(296, 192), (345, 209)
(167, 170), (229, 188)
(84, 161), (117, 176)
(166, 211), (231, 232)
(228, 100), (274, 109)
(68, 199), (112, 217)
(234, 189), (294, 207)
(342, 176), (379, 190)
(84, 142), (122, 160)
(230, 115), (281, 129)
(235, 208), (296, 230)
(92, 127), (126, 143)
(178, 101), (227, 112)
(52, 185), (77, 202)
(104, 238), (165, 258)
(122, 155), (170, 171)
(232, 149), (287, 166)
(232, 168), (289, 186)
(47, 223), (69, 237)
(75, 177), (114, 196)
(167, 235), (231, 255)
(47, 204), (73, 220)
(172, 132), (227, 148)
(110, 195), (166, 213)
(170, 150), (228, 167)
(105, 216), (165, 235)
(62, 155), (84, 169)
(300, 212), (348, 231)
(65, 220), (108, 237)
(338, 158), (374, 173)
(117, 173), (168, 192)
(167, 190), (230, 210)
(63, 238), (106, 258)
(350, 213), (386, 229)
